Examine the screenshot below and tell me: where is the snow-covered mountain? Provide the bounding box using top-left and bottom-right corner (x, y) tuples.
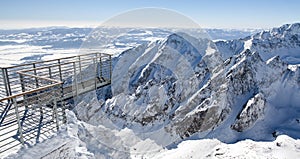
(72, 23), (300, 154)
(4, 24), (300, 158)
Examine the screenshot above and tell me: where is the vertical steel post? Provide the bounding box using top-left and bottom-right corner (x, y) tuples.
(58, 59), (63, 82)
(57, 59), (64, 99)
(95, 53), (99, 79)
(53, 97), (59, 131)
(38, 91), (43, 118)
(109, 55), (112, 83)
(33, 63), (39, 88)
(93, 57), (97, 90)
(57, 60), (66, 123)
(99, 53), (102, 78)
(19, 73), (28, 109)
(2, 68), (10, 97)
(13, 98), (24, 145)
(3, 68), (12, 97)
(78, 56), (82, 83)
(73, 62), (78, 97)
(19, 74), (25, 93)
(48, 67), (52, 82)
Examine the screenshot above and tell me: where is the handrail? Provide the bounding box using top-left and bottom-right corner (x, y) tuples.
(19, 55), (110, 73)
(0, 82), (62, 102)
(0, 52), (108, 69)
(0, 70), (62, 102)
(0, 52), (112, 102)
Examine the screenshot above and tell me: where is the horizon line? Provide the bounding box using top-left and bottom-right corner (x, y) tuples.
(0, 20), (286, 30)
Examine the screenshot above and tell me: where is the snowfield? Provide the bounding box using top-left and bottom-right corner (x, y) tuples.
(7, 111), (300, 159)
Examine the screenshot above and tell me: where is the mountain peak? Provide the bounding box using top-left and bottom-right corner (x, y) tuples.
(286, 23), (300, 35)
(217, 23), (300, 64)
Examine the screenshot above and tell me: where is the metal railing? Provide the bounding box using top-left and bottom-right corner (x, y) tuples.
(0, 53), (112, 156)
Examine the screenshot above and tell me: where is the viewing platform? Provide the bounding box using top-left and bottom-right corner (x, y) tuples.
(0, 53), (112, 156)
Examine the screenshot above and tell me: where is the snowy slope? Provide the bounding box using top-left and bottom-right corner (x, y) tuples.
(152, 135), (300, 159)
(7, 111), (300, 159)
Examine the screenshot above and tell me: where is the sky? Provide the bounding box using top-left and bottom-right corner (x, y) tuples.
(0, 0), (299, 29)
